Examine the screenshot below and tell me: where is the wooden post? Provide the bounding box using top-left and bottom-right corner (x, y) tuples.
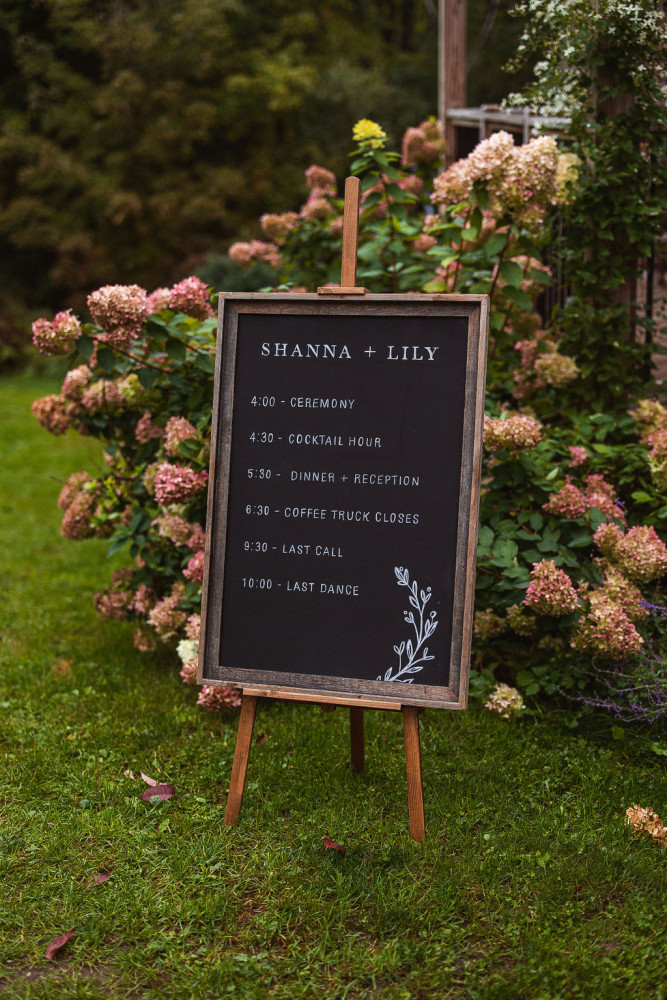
(224, 693), (257, 825)
(402, 706), (426, 841)
(318, 176), (366, 295)
(349, 707), (365, 773)
(438, 0), (467, 166)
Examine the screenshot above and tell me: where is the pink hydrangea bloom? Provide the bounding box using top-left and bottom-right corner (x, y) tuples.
(168, 277), (214, 320)
(95, 588), (132, 619)
(60, 490), (96, 539)
(524, 560), (578, 616)
(81, 380), (123, 414)
(569, 446), (587, 468)
(583, 474), (626, 522)
(628, 399), (667, 443)
(132, 583), (156, 615)
(180, 658), (199, 684)
(197, 685), (242, 710)
(228, 240), (281, 269)
(62, 365), (92, 400)
(413, 233), (437, 253)
(544, 474), (625, 523)
(593, 521), (624, 559)
(533, 351), (579, 388)
(305, 164), (337, 197)
(88, 284), (147, 349)
(300, 197), (333, 222)
(32, 310), (81, 355)
(153, 463), (208, 505)
(401, 119), (444, 166)
(432, 131), (516, 205)
(147, 582), (186, 638)
(596, 568), (648, 622)
(614, 526), (667, 581)
(473, 609), (506, 640)
(183, 550), (205, 583)
(260, 212), (299, 242)
(164, 416), (198, 457)
(58, 471), (92, 511)
(543, 483), (589, 519)
(483, 414), (542, 453)
(154, 512), (193, 547)
(399, 175), (424, 197)
(186, 522), (206, 551)
(505, 603), (535, 635)
(571, 595), (643, 659)
(146, 287), (171, 313)
(185, 613), (201, 642)
(514, 337), (541, 370)
(31, 394), (71, 436)
(135, 412), (163, 444)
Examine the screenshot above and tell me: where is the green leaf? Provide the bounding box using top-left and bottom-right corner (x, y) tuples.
(489, 311), (505, 332)
(107, 535), (130, 557)
(478, 526), (494, 548)
(195, 354), (215, 374)
(611, 726), (625, 741)
(97, 347), (115, 374)
(138, 367), (159, 390)
(516, 670), (535, 687)
(77, 334), (94, 360)
(631, 490), (652, 503)
(502, 285), (533, 311)
(499, 260), (523, 289)
(484, 233), (508, 256)
(529, 513), (543, 531)
(528, 267), (551, 285)
(166, 340), (186, 363)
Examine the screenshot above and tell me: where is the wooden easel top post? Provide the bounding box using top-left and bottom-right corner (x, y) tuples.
(318, 176), (367, 296)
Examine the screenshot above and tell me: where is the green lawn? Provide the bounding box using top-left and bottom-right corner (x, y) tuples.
(1, 375), (665, 1000)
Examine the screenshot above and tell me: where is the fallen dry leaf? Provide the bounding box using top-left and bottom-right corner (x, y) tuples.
(139, 783), (174, 802)
(324, 838), (345, 855)
(45, 930), (76, 961)
(124, 769), (135, 780)
(140, 772), (158, 787)
(92, 873), (110, 885)
(255, 733), (267, 745)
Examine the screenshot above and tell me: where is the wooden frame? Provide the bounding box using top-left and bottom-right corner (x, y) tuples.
(198, 293), (488, 712)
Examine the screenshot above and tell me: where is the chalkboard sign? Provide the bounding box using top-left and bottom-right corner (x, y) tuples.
(199, 293), (488, 710)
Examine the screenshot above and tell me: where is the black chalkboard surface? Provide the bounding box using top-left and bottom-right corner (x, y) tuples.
(199, 294), (488, 710)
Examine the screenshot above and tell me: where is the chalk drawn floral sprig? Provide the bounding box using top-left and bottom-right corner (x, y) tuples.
(378, 567), (438, 683)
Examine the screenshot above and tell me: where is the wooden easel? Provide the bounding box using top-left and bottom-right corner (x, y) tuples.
(223, 177), (427, 842)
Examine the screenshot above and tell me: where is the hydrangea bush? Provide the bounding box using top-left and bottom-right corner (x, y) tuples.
(31, 116), (667, 723)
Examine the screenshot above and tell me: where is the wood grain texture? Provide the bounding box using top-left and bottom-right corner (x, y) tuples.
(439, 0), (468, 166)
(402, 705), (426, 841)
(241, 686), (402, 711)
(349, 707), (365, 773)
(341, 176), (361, 288)
(224, 694), (257, 825)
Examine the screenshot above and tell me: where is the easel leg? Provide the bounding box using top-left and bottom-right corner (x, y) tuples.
(349, 707), (365, 773)
(402, 706), (426, 841)
(224, 694), (258, 826)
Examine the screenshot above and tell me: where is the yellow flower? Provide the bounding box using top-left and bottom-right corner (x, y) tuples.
(352, 119), (387, 150)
